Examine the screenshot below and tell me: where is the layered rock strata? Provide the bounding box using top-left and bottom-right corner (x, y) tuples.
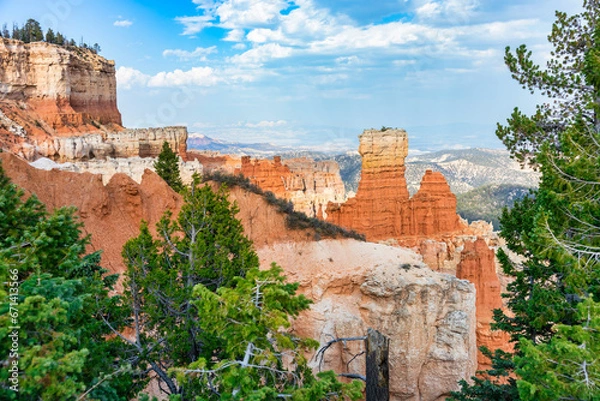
(0, 38), (188, 162)
(31, 156), (203, 185)
(0, 38), (121, 129)
(326, 129), (463, 241)
(456, 239), (512, 371)
(257, 240), (477, 401)
(238, 155), (346, 218)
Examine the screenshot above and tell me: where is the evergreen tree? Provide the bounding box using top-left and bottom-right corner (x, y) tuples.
(515, 298), (600, 400)
(22, 19), (43, 42)
(113, 180), (259, 395)
(1, 24), (8, 39)
(55, 31), (65, 46)
(45, 28), (55, 44)
(173, 265), (363, 400)
(154, 141), (184, 193)
(0, 162), (137, 400)
(114, 179), (362, 399)
(496, 0), (600, 166)
(450, 3), (600, 400)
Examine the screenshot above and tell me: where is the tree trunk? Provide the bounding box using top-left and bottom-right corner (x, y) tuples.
(366, 328), (389, 401)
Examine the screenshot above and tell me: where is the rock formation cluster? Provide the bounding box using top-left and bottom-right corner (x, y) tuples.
(238, 155), (346, 218)
(327, 129), (463, 241)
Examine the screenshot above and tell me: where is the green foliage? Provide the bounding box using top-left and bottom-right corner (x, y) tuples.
(117, 179), (361, 399)
(6, 18), (100, 53)
(203, 171), (366, 241)
(447, 348), (519, 401)
(516, 298), (600, 400)
(452, 3), (600, 400)
(116, 180), (259, 395)
(496, 0), (600, 166)
(154, 141), (184, 193)
(172, 265), (363, 400)
(0, 162), (135, 400)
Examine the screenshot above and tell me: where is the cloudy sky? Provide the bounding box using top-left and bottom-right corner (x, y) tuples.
(0, 0), (584, 153)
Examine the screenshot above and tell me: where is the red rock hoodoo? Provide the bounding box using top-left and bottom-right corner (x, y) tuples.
(326, 128), (464, 241)
(456, 238), (512, 371)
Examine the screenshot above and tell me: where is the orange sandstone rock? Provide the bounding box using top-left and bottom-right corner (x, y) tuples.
(238, 155), (346, 218)
(327, 129), (465, 241)
(456, 238), (512, 371)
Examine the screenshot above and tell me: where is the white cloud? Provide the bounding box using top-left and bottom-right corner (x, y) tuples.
(228, 43), (293, 65)
(224, 28), (245, 42)
(245, 120), (287, 127)
(176, 15), (213, 35)
(117, 66), (150, 89)
(416, 0), (479, 22)
(148, 67), (221, 87)
(114, 19), (133, 27)
(217, 0), (287, 28)
(162, 46), (217, 60)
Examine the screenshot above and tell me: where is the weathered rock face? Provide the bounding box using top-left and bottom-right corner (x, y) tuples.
(257, 240), (477, 401)
(5, 152), (479, 397)
(31, 156), (203, 185)
(456, 238), (512, 370)
(327, 129), (465, 241)
(238, 156), (346, 218)
(0, 38), (188, 162)
(1, 152), (310, 275)
(0, 38), (121, 129)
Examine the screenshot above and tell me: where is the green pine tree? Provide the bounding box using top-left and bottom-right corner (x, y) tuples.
(113, 179), (259, 395)
(450, 3), (600, 400)
(515, 298), (600, 400)
(154, 141), (184, 193)
(0, 162), (137, 400)
(496, 0), (600, 166)
(172, 264), (364, 400)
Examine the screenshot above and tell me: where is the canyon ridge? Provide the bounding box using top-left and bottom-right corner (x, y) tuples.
(0, 37), (515, 400)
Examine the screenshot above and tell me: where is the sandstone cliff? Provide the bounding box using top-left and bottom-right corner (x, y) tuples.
(0, 38), (121, 129)
(0, 152), (310, 275)
(258, 240), (477, 401)
(326, 129), (464, 242)
(456, 239), (512, 371)
(0, 38), (187, 161)
(237, 155), (346, 218)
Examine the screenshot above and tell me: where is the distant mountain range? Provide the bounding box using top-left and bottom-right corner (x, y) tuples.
(188, 136), (540, 228)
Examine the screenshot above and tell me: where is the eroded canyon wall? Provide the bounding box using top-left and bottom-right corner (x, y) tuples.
(258, 240), (477, 401)
(0, 38), (187, 161)
(238, 155), (346, 218)
(0, 38), (121, 129)
(456, 238), (512, 370)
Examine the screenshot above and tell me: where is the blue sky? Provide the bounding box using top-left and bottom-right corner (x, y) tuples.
(0, 0), (584, 153)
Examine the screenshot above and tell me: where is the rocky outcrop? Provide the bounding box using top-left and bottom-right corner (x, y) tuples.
(238, 155), (346, 218)
(31, 156), (203, 185)
(456, 238), (512, 371)
(0, 38), (121, 129)
(0, 38), (188, 162)
(4, 152), (479, 397)
(327, 129), (465, 241)
(257, 240), (477, 401)
(1, 152), (309, 275)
